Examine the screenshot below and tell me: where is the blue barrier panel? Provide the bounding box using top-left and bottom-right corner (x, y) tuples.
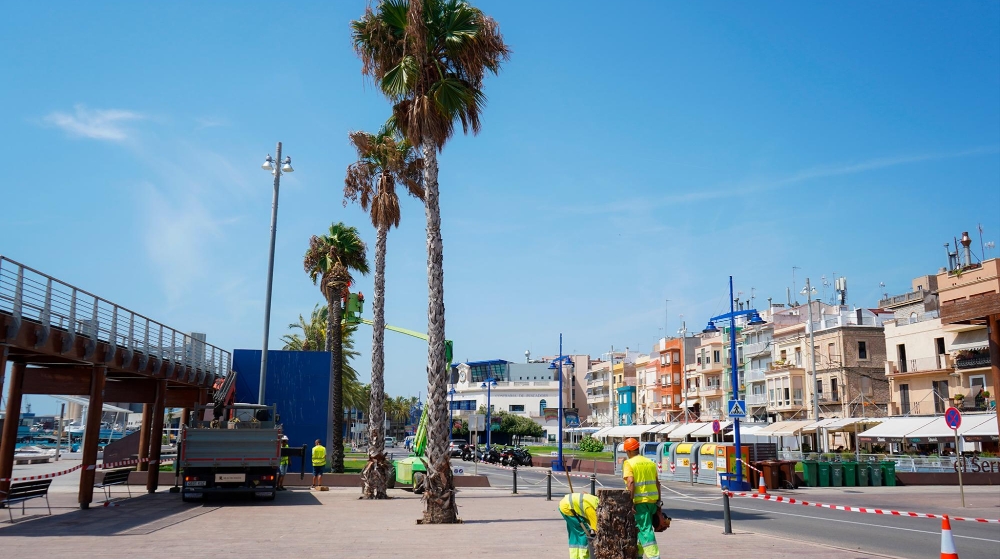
(233, 349), (332, 452)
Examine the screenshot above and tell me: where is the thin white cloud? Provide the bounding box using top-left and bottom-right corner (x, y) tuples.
(562, 145), (1000, 215)
(43, 104), (145, 141)
(195, 116), (227, 130)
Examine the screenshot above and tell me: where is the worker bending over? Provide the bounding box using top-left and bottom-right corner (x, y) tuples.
(559, 492), (599, 559)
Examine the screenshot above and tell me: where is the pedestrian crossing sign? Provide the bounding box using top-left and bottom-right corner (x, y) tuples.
(728, 399), (747, 418)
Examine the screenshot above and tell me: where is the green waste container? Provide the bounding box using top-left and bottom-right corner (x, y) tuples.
(880, 461), (897, 487)
(867, 462), (882, 486)
(830, 462), (844, 487)
(817, 462), (831, 487)
(802, 461), (818, 487)
(842, 462), (857, 487)
(856, 463), (868, 486)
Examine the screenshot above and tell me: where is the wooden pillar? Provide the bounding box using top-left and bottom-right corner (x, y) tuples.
(0, 347), (7, 410)
(136, 404), (153, 472)
(146, 379), (167, 493)
(0, 362), (26, 497)
(989, 313), (1000, 437)
(77, 365), (106, 509)
(181, 408), (190, 429)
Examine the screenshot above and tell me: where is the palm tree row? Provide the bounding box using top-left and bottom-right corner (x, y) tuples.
(350, 0), (509, 522)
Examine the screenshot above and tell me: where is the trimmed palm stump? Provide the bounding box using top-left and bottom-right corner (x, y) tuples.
(595, 489), (637, 559)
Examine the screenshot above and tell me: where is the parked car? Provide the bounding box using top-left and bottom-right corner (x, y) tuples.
(448, 439), (468, 457)
(385, 437), (396, 448)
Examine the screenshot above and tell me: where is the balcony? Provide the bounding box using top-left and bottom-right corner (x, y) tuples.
(743, 341), (770, 356)
(700, 386), (723, 398)
(886, 355), (950, 375)
(745, 368), (767, 383)
(955, 353), (990, 370)
(587, 376), (609, 388)
(686, 386), (699, 396)
(746, 393), (767, 406)
(588, 392), (611, 404)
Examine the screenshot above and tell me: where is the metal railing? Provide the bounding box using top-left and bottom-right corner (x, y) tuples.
(746, 393), (768, 406)
(878, 290), (924, 308)
(0, 256), (230, 381)
(887, 355), (949, 374)
(956, 355), (990, 370)
(745, 368), (767, 382)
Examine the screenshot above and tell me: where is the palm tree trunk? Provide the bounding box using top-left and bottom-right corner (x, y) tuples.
(419, 140), (458, 524)
(363, 223), (390, 499)
(329, 292), (346, 473)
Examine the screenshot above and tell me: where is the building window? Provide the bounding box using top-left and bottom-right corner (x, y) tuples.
(816, 379), (823, 399)
(713, 350), (721, 363)
(539, 399), (547, 416)
(899, 384), (910, 414)
(509, 404), (524, 412)
(831, 378), (838, 401)
(827, 343), (836, 362)
(858, 341), (868, 360)
(932, 380), (947, 414)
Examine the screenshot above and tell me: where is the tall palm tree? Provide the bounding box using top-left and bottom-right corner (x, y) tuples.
(344, 124), (424, 499)
(352, 0), (509, 523)
(281, 304), (364, 411)
(303, 223), (370, 473)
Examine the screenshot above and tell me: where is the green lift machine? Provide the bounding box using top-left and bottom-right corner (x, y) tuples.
(344, 292), (453, 493)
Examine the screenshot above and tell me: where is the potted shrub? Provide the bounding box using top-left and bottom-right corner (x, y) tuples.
(954, 393), (965, 402)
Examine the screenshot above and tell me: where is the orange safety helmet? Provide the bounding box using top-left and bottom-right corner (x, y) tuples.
(623, 438), (640, 451)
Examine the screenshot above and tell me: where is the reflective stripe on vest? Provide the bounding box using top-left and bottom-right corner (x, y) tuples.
(626, 456), (659, 504)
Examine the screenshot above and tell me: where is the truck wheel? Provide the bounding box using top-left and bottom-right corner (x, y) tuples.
(412, 472), (426, 494)
(387, 467), (396, 489)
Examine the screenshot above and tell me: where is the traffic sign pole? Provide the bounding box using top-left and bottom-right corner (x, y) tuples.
(945, 407), (964, 508)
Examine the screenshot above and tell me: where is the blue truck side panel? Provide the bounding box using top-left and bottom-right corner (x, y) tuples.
(233, 350), (331, 453)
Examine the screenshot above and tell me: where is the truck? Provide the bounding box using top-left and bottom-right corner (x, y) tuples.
(179, 404), (282, 502)
(390, 405), (429, 493)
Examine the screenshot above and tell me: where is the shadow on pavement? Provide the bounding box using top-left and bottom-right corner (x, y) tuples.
(0, 490), (323, 537)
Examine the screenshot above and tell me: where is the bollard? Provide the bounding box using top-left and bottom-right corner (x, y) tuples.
(722, 491), (733, 535)
(546, 470), (552, 501)
(512, 465), (518, 494)
(590, 473), (596, 495)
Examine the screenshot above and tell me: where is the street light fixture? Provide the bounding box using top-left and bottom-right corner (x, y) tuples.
(704, 276), (767, 491)
(480, 377), (498, 450)
(547, 333), (574, 472)
(257, 142), (293, 406)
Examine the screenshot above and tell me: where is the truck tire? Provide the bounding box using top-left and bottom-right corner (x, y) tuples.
(412, 471), (426, 494)
(387, 467), (396, 489)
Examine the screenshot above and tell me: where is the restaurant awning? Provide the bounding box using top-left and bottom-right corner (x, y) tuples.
(949, 330), (989, 352)
(668, 422), (707, 440)
(593, 426), (614, 438)
(678, 400), (695, 408)
(754, 420), (814, 436)
(903, 414), (997, 443)
(800, 418), (840, 434)
(650, 423), (680, 434)
(691, 421), (731, 437)
(856, 416), (939, 443)
(738, 423), (768, 435)
(601, 424), (658, 438)
(959, 414), (998, 443)
(822, 417), (886, 431)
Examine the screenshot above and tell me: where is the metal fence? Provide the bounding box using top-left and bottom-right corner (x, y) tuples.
(0, 256), (230, 380)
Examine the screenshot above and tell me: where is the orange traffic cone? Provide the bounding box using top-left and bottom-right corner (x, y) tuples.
(758, 473), (767, 495)
(940, 515), (959, 559)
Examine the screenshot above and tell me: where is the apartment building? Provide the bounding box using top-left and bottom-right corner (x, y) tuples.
(656, 336), (697, 421)
(884, 250), (999, 418)
(585, 359), (613, 425)
(741, 308), (777, 421)
(635, 354), (657, 424)
(612, 357), (637, 425)
(684, 331), (725, 420)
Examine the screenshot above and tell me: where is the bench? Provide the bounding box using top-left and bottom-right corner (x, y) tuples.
(0, 479), (52, 523)
(95, 468), (132, 501)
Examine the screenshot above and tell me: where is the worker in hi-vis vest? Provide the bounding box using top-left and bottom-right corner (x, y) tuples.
(558, 492), (599, 559)
(622, 438), (661, 559)
(311, 439), (327, 489)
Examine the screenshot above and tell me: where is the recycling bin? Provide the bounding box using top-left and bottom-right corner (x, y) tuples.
(777, 461), (799, 489)
(817, 461), (831, 487)
(761, 461), (780, 490)
(830, 462), (843, 487)
(842, 462), (857, 487)
(802, 460), (818, 487)
(867, 462), (882, 486)
(856, 463), (868, 486)
(880, 461), (897, 487)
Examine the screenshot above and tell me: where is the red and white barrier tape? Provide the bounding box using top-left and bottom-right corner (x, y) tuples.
(735, 458), (762, 475)
(1, 457), (175, 482)
(726, 491), (1000, 523)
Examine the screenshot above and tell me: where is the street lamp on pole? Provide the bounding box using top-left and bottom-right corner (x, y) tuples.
(258, 143), (293, 406)
(677, 319), (688, 424)
(548, 333), (574, 472)
(481, 377), (498, 450)
(703, 276), (766, 490)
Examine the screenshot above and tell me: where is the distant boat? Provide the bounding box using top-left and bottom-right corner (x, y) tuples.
(14, 445), (56, 464)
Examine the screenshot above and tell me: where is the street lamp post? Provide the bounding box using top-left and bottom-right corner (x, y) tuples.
(801, 279), (820, 422)
(481, 377), (497, 450)
(703, 276), (766, 490)
(678, 319), (688, 424)
(548, 333), (574, 472)
(257, 143), (293, 406)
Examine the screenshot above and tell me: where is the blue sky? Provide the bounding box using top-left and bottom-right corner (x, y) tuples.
(2, 1), (998, 415)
